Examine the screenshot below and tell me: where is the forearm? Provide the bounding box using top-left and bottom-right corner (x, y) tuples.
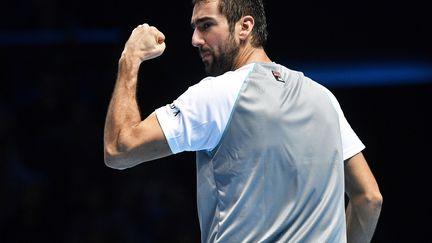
(346, 195), (382, 243)
(104, 56), (142, 159)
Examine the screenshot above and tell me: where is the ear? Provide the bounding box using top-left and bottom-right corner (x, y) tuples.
(238, 16), (254, 41)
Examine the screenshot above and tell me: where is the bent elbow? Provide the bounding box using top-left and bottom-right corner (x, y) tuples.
(104, 157), (127, 170)
(104, 157), (123, 170)
(104, 144), (149, 170)
(104, 146), (129, 170)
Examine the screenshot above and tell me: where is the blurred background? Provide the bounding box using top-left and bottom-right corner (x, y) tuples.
(1, 0), (431, 242)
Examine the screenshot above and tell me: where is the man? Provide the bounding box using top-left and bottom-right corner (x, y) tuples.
(104, 0), (383, 242)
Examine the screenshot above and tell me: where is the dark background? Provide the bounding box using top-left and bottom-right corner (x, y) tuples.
(1, 0), (431, 242)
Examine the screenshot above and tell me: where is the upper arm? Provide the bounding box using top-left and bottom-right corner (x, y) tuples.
(105, 112), (173, 169)
(344, 152), (381, 200)
(323, 88), (366, 160)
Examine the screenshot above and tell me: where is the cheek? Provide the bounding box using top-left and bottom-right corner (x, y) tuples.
(206, 32), (229, 51)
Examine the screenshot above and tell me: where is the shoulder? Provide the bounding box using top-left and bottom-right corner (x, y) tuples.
(201, 63), (256, 85)
(185, 63), (256, 98)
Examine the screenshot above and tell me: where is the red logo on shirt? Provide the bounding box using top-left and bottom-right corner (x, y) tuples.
(272, 70), (285, 83)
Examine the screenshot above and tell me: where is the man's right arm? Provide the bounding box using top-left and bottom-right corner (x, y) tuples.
(103, 24), (172, 170)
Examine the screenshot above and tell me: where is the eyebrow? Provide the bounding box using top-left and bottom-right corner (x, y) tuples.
(191, 17), (215, 29)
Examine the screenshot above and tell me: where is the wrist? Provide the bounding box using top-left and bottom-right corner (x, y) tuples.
(117, 54), (141, 89)
(118, 53), (141, 73)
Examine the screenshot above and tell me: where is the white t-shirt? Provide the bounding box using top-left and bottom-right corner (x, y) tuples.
(155, 63), (364, 160)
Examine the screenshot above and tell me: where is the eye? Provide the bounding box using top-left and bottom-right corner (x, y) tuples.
(198, 22), (213, 31)
(203, 22), (211, 29)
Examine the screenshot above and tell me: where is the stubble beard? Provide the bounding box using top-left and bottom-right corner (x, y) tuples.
(202, 35), (239, 76)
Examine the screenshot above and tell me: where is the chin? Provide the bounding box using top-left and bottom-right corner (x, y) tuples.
(203, 63), (212, 75)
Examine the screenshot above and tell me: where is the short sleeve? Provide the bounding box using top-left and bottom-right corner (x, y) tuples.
(324, 89), (366, 160)
(155, 67), (250, 154)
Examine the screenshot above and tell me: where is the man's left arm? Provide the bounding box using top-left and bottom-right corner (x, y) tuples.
(345, 152), (383, 243)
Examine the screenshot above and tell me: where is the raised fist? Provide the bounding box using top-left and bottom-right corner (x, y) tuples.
(122, 23), (166, 63)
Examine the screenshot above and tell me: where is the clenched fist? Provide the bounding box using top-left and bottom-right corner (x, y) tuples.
(122, 24), (166, 63)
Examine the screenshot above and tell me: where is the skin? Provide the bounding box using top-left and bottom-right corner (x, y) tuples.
(345, 152), (383, 243)
(103, 24), (172, 169)
(191, 4), (239, 76)
(104, 0), (270, 169)
(103, 0), (382, 242)
(191, 0), (271, 75)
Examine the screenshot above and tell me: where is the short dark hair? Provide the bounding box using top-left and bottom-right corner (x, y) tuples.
(193, 0), (268, 47)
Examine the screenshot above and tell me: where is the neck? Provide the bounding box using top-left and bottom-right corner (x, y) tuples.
(233, 45), (271, 70)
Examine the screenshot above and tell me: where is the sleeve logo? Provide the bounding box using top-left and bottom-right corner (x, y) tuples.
(169, 103), (180, 117)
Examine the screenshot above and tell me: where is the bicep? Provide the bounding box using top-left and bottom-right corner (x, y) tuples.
(132, 112), (169, 147)
(116, 112), (173, 167)
(131, 112), (172, 157)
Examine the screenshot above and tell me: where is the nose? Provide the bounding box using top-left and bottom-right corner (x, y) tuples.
(191, 29), (204, 47)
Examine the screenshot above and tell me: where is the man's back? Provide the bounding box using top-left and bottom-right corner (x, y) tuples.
(197, 62), (347, 242)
